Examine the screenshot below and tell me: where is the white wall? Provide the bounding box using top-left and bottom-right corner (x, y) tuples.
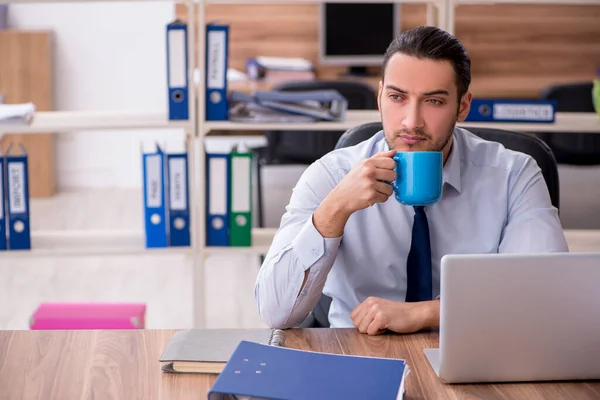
(9, 1), (183, 190)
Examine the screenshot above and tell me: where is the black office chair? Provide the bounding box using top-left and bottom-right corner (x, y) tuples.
(297, 121), (561, 328)
(538, 82), (599, 165)
(254, 80), (378, 228)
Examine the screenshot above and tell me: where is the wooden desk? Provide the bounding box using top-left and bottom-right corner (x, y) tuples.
(1, 328), (599, 400)
(0, 29), (56, 198)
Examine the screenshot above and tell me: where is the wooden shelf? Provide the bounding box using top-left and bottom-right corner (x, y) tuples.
(0, 228), (276, 258)
(0, 111), (191, 134)
(203, 110), (380, 134)
(204, 228), (276, 256)
(4, 110), (598, 137)
(203, 111), (600, 134)
(0, 230), (191, 258)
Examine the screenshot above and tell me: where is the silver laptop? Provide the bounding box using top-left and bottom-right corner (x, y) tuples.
(424, 252), (600, 384)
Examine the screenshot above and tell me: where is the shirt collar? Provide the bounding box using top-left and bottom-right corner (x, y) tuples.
(443, 129), (462, 194)
(378, 129), (462, 194)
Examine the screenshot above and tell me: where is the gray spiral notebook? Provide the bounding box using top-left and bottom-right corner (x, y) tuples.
(160, 329), (285, 374)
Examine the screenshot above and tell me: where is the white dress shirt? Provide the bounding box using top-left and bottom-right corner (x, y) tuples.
(254, 127), (569, 329)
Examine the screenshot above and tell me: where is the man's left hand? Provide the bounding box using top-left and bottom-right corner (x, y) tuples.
(350, 296), (439, 335)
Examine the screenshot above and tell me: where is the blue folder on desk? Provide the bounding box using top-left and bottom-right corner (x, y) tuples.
(208, 340), (409, 400)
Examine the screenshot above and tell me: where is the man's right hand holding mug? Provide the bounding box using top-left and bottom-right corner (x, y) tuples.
(313, 149), (397, 239)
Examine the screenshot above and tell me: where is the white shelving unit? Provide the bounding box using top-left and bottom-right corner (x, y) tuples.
(6, 230), (191, 258)
(4, 0), (598, 330)
(0, 0), (201, 323)
(0, 0), (198, 262)
(0, 111), (190, 134)
(0, 0), (448, 329)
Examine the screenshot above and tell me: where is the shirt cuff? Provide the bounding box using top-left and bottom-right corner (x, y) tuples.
(292, 214), (342, 271)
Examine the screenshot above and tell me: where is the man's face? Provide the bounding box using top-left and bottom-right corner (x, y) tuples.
(378, 53), (472, 158)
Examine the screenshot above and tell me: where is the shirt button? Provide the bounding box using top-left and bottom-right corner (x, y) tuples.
(312, 249), (319, 256)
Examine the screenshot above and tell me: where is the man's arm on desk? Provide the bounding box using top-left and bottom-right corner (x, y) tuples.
(254, 158), (344, 329)
(255, 150), (397, 329)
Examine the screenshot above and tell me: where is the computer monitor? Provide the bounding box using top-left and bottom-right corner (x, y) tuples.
(318, 3), (400, 76)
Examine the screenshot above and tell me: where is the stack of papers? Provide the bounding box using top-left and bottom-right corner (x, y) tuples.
(0, 103), (36, 126)
(246, 56), (315, 82)
(229, 89), (348, 123)
(252, 56), (314, 72)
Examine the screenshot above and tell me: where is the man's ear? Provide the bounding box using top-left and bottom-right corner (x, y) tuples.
(377, 80), (383, 112)
(457, 91), (472, 122)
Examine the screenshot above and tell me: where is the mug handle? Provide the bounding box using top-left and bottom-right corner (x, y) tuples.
(381, 179), (398, 191)
(382, 155), (399, 192)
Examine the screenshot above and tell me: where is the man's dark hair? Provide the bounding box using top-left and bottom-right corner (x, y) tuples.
(382, 26), (471, 100)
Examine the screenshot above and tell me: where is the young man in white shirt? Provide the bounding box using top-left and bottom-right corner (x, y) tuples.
(254, 26), (568, 335)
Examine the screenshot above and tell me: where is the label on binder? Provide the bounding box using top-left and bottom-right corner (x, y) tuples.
(493, 104), (554, 122)
(145, 155), (162, 208)
(206, 153), (230, 247)
(8, 162), (26, 214)
(466, 99), (556, 123)
(229, 150), (252, 247)
(209, 158), (227, 216)
(231, 157), (251, 214)
(207, 30), (226, 90)
(169, 158), (187, 211)
(168, 29), (187, 88)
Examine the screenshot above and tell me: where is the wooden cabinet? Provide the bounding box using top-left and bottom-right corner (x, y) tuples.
(0, 29), (55, 198)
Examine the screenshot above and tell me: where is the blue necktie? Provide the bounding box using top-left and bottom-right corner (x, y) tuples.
(405, 206), (433, 302)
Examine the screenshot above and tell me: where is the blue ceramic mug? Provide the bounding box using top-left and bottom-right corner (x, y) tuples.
(391, 151), (443, 206)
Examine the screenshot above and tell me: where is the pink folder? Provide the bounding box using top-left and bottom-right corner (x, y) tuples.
(30, 303), (146, 330)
